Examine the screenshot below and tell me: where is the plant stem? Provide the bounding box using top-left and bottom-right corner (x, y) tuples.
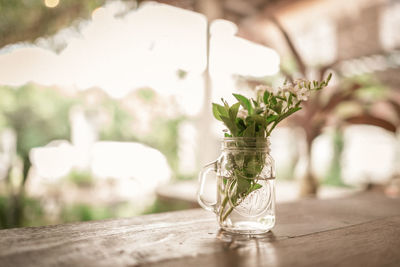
(222, 206), (234, 222)
(219, 195), (229, 221)
(267, 120), (279, 136)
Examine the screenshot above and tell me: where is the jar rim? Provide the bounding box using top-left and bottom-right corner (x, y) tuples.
(222, 137), (270, 141)
(221, 137), (271, 152)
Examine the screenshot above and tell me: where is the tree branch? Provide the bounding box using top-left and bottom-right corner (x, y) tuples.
(267, 14), (307, 76)
(344, 114), (397, 133)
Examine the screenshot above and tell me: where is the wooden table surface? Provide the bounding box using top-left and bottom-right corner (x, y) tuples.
(1, 192), (399, 267)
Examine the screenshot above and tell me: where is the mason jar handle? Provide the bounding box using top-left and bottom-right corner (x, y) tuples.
(197, 160), (218, 213)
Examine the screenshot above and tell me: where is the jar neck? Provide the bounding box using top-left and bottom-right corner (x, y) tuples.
(221, 137), (271, 153)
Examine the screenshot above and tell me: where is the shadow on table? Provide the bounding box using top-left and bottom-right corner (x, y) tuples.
(213, 230), (279, 267)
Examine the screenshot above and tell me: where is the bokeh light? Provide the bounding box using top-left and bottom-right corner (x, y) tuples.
(44, 0), (59, 8)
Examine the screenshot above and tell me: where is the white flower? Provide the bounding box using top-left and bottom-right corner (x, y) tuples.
(238, 109), (248, 119)
(290, 84), (301, 94)
(288, 79), (312, 101)
(279, 84), (292, 93)
(296, 87), (311, 101)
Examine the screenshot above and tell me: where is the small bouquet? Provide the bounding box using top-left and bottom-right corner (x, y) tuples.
(213, 74), (332, 138)
(211, 74), (332, 223)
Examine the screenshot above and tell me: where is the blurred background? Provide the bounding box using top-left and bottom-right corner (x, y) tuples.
(0, 0), (399, 229)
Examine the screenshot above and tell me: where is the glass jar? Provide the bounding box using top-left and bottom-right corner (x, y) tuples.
(197, 137), (276, 234)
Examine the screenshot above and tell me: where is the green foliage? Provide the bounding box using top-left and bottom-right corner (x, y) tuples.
(99, 91), (184, 178)
(0, 0), (106, 48)
(213, 75), (332, 221)
(0, 196), (8, 228)
(21, 196), (46, 227)
(143, 198), (193, 214)
(140, 117), (184, 177)
(136, 88), (156, 102)
(100, 99), (136, 141)
(0, 195), (46, 228)
(61, 204), (112, 222)
(60, 201), (146, 223)
(176, 69), (188, 79)
(0, 84), (76, 228)
(0, 83), (186, 228)
(323, 129), (349, 187)
(212, 75), (332, 138)
(67, 170), (94, 187)
(0, 84), (76, 180)
(233, 93), (253, 115)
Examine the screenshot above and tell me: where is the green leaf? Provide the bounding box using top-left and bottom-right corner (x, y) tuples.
(271, 96), (277, 105)
(277, 107), (302, 123)
(222, 98), (230, 110)
(220, 115), (238, 136)
(255, 108), (264, 115)
(326, 73), (332, 83)
(246, 157), (262, 176)
(212, 103), (221, 121)
(245, 116), (254, 125)
(263, 91), (270, 104)
(253, 115), (266, 128)
(212, 103), (227, 121)
(235, 117), (246, 131)
(288, 93), (293, 106)
(252, 99), (259, 108)
(224, 133), (232, 137)
(266, 114), (278, 123)
(233, 153), (245, 168)
(256, 130), (264, 137)
(233, 93), (253, 115)
(249, 183), (262, 193)
(229, 102), (240, 121)
(242, 121), (255, 137)
(253, 183), (262, 190)
(219, 103), (229, 116)
(236, 175), (251, 195)
(272, 102), (282, 114)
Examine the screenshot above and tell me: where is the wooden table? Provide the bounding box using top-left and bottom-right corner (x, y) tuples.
(1, 192), (399, 267)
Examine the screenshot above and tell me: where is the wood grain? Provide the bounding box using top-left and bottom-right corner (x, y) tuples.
(0, 192), (399, 267)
